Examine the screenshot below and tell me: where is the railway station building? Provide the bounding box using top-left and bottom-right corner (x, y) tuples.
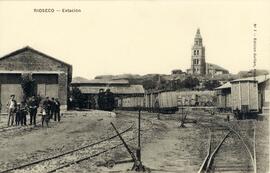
(0, 46), (72, 112)
(71, 78), (145, 109)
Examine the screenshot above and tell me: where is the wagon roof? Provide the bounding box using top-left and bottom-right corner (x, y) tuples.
(215, 75), (269, 90)
(231, 74), (269, 83)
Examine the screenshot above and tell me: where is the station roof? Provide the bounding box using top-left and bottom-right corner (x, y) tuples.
(72, 77), (129, 85)
(77, 84), (145, 95)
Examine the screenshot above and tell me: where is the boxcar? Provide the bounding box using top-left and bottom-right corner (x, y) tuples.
(231, 79), (259, 118)
(117, 96), (144, 111)
(157, 91), (180, 113)
(177, 91), (217, 107)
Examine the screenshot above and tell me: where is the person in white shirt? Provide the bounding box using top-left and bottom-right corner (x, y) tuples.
(7, 95), (17, 126)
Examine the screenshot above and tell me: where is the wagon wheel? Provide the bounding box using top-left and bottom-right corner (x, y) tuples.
(106, 159), (116, 169)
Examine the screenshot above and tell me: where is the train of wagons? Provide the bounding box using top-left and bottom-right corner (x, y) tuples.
(116, 90), (217, 113)
(116, 77), (266, 119)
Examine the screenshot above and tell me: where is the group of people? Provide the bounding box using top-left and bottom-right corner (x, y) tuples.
(7, 95), (61, 127)
(97, 88), (115, 111)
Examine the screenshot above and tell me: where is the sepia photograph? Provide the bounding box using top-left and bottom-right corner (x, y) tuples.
(0, 0), (269, 172)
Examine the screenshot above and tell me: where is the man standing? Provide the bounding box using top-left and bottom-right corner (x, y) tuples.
(50, 98), (56, 121)
(41, 97), (50, 127)
(98, 89), (105, 110)
(20, 101), (27, 126)
(104, 89), (114, 111)
(15, 103), (21, 126)
(54, 98), (61, 122)
(28, 96), (38, 126)
(7, 95), (17, 126)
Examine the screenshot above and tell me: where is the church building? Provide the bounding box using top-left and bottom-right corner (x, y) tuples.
(187, 29), (229, 76)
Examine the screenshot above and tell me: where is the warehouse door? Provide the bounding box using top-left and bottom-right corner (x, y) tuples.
(37, 84), (46, 98)
(35, 74), (59, 100)
(45, 84), (59, 99)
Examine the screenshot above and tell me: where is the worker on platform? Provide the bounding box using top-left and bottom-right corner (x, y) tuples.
(28, 96), (38, 126)
(104, 89), (115, 111)
(54, 98), (61, 122)
(7, 94), (17, 126)
(41, 97), (51, 127)
(20, 101), (27, 126)
(15, 103), (21, 126)
(50, 97), (56, 121)
(98, 88), (105, 110)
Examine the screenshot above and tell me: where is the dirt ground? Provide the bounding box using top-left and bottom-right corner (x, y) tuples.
(0, 110), (268, 173)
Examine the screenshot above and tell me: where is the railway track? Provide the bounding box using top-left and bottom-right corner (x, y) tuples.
(44, 111), (157, 173)
(0, 111), (155, 173)
(115, 111), (155, 132)
(0, 123), (135, 173)
(0, 114), (70, 134)
(197, 120), (256, 173)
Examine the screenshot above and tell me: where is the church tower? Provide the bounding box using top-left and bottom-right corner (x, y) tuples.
(191, 28), (206, 75)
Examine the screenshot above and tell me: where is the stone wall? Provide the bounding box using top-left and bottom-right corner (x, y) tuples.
(0, 47), (72, 110)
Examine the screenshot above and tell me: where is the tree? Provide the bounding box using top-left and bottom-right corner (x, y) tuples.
(20, 73), (36, 101)
(203, 80), (221, 90)
(182, 76), (200, 89)
(70, 87), (86, 109)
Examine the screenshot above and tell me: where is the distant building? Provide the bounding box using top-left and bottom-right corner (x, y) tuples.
(71, 78), (145, 109)
(187, 28), (229, 76)
(206, 63), (229, 75)
(0, 46), (72, 112)
(171, 69), (185, 75)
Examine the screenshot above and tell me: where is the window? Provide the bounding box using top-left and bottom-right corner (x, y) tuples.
(197, 50), (199, 55)
(194, 50), (196, 55)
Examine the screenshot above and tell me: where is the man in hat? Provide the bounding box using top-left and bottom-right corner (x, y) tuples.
(54, 98), (61, 122)
(15, 103), (21, 126)
(28, 96), (38, 126)
(104, 89), (115, 111)
(98, 88), (105, 110)
(41, 97), (51, 127)
(50, 97), (56, 121)
(7, 94), (17, 126)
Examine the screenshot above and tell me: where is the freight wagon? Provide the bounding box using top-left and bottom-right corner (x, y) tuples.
(231, 79), (259, 119)
(216, 86), (232, 112)
(117, 90), (218, 114)
(156, 91), (180, 113)
(177, 91), (217, 107)
(117, 96), (145, 111)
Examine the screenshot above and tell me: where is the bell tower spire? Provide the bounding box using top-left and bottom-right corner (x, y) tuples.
(190, 28), (206, 75)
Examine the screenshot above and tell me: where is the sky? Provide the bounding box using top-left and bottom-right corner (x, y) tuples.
(0, 0), (269, 79)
